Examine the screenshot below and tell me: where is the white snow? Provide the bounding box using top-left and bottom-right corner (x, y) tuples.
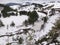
(48, 3), (60, 8)
(34, 13), (60, 41)
(43, 4), (54, 9)
(0, 37), (8, 45)
(0, 1), (60, 45)
(49, 43), (55, 45)
(20, 5), (35, 12)
(10, 5), (20, 10)
(37, 12), (46, 18)
(0, 15), (29, 35)
(41, 41), (47, 45)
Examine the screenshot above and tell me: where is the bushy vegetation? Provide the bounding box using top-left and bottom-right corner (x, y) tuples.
(53, 20), (60, 30)
(51, 8), (55, 15)
(6, 43), (11, 45)
(0, 20), (4, 27)
(23, 11), (39, 25)
(19, 11), (28, 15)
(23, 20), (29, 26)
(8, 12), (16, 16)
(42, 17), (48, 23)
(10, 21), (15, 27)
(0, 14), (1, 18)
(18, 37), (23, 44)
(0, 4), (15, 18)
(27, 11), (39, 25)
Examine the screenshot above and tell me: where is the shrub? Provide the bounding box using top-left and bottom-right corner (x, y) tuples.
(0, 20), (4, 27)
(27, 11), (39, 25)
(42, 17), (48, 23)
(54, 20), (60, 30)
(23, 20), (29, 26)
(6, 43), (11, 45)
(10, 21), (15, 27)
(18, 37), (23, 44)
(51, 8), (55, 15)
(19, 11), (28, 15)
(0, 14), (1, 18)
(1, 4), (15, 18)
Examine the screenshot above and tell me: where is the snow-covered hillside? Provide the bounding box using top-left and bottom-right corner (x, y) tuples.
(0, 1), (60, 45)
